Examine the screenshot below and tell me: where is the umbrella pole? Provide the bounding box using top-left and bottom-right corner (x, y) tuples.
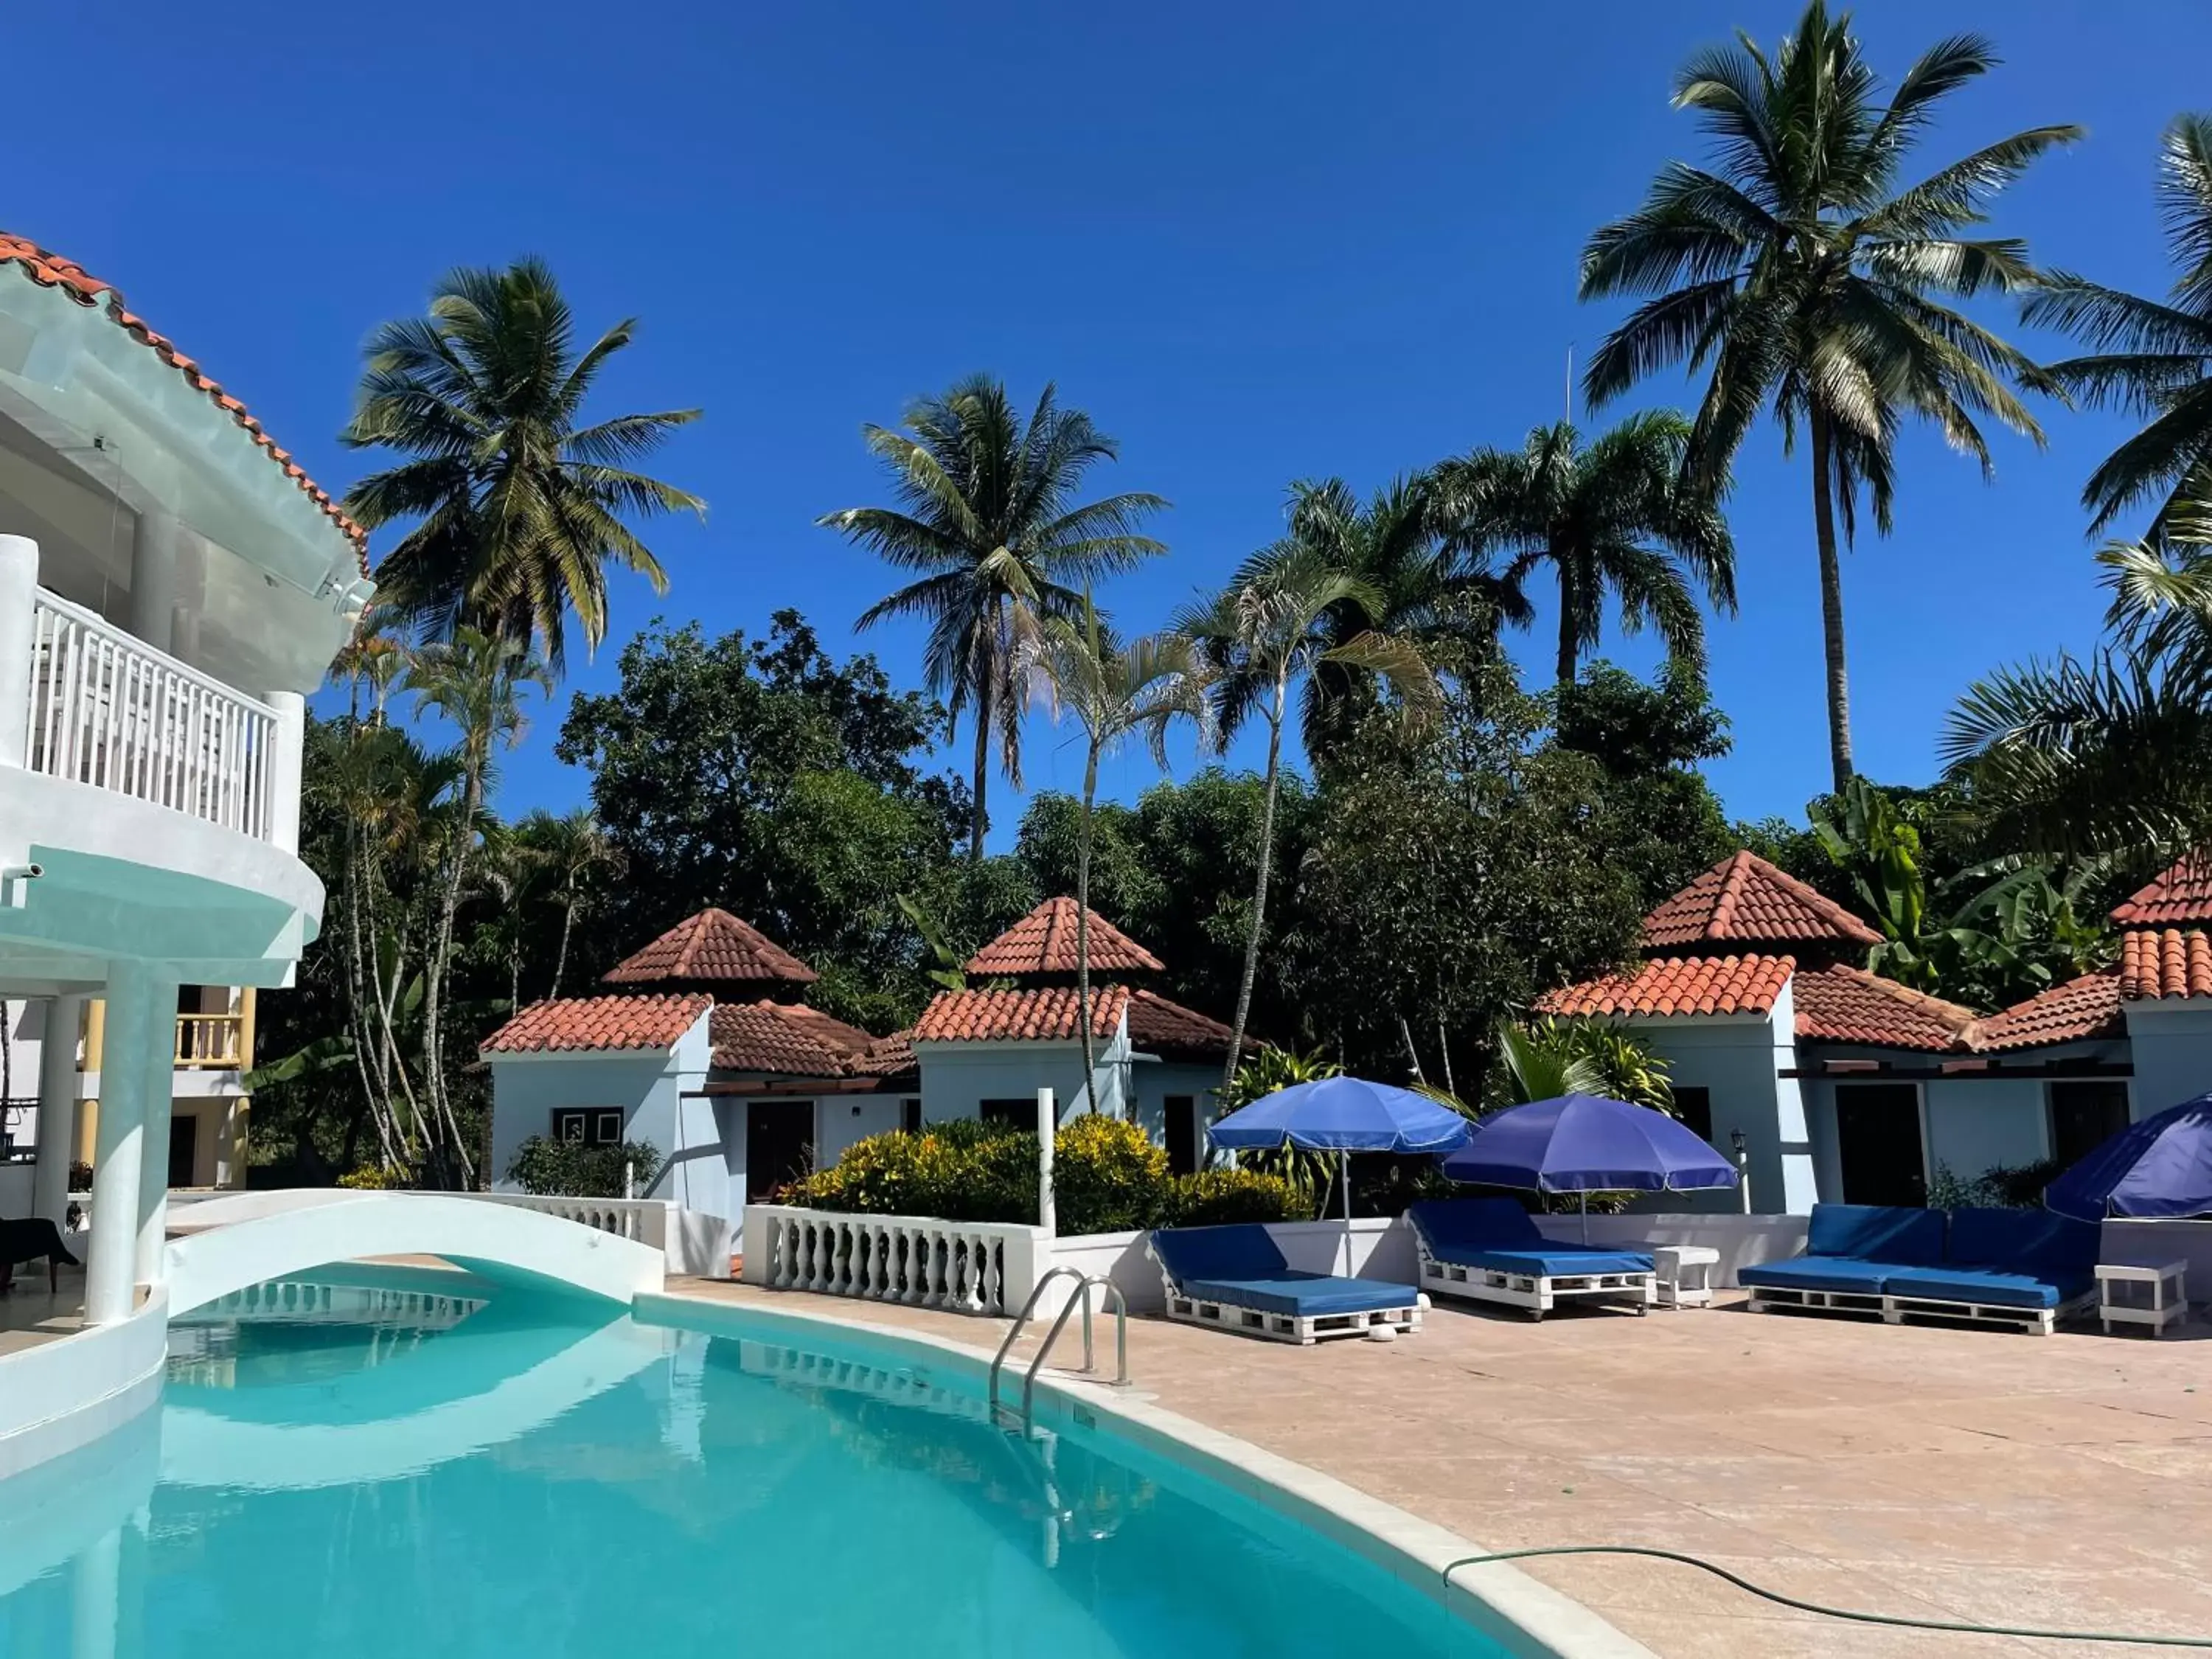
(1579, 1189), (1589, 1245)
(1340, 1152), (1353, 1278)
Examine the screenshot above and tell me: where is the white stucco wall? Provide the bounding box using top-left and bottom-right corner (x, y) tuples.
(1627, 995), (1815, 1214)
(2125, 1001), (2212, 1120)
(915, 1028), (1133, 1127)
(813, 1094), (907, 1167)
(1924, 1077), (2051, 1178)
(1125, 1056), (1225, 1166)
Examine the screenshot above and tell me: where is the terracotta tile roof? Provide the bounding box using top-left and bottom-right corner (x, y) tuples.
(1970, 972), (2125, 1052)
(603, 908), (817, 987)
(1, 233), (369, 574)
(481, 993), (709, 1054)
(1791, 964), (1980, 1052)
(2121, 928), (2212, 1001)
(709, 1002), (855, 1074)
(964, 897), (1164, 976)
(1536, 954), (1796, 1020)
(1640, 851), (1880, 951)
(847, 1030), (918, 1082)
(1127, 988), (1244, 1061)
(2112, 852), (2212, 926)
(914, 984), (1131, 1043)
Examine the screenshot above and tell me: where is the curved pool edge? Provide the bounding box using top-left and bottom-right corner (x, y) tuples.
(633, 1288), (1656, 1659)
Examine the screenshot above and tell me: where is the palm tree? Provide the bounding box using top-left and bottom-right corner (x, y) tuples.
(1578, 2), (2079, 790)
(1176, 542), (1443, 1088)
(1434, 413), (1736, 690)
(1026, 594), (1211, 1095)
(820, 377), (1167, 861)
(405, 627), (549, 1184)
(1275, 476), (1528, 762)
(2025, 114), (2212, 537)
(342, 258), (704, 674)
(518, 807), (627, 998)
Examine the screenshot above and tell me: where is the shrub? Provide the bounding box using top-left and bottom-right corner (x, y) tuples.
(66, 1161), (93, 1192)
(1166, 1168), (1301, 1226)
(506, 1135), (664, 1199)
(1927, 1158), (2059, 1212)
(1054, 1116), (1171, 1234)
(338, 1164), (407, 1190)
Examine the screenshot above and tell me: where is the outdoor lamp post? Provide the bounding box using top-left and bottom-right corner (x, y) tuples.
(1731, 1128), (1752, 1214)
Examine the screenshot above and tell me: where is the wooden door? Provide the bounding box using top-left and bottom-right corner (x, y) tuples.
(1834, 1084), (1926, 1207)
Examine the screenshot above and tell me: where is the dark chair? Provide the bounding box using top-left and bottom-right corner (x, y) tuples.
(0, 1214), (80, 1294)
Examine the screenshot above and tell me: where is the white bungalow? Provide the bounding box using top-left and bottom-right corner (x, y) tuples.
(481, 897), (1240, 1223)
(0, 232), (367, 1326)
(1539, 850), (2212, 1213)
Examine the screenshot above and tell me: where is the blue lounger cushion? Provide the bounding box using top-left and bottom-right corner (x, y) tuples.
(1738, 1256), (1891, 1296)
(1875, 1265), (2093, 1310)
(1406, 1199), (1655, 1276)
(1150, 1225), (1418, 1318)
(1877, 1207), (2101, 1310)
(1804, 1202), (1947, 1266)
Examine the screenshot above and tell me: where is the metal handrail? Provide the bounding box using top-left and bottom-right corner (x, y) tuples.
(987, 1266), (1131, 1432)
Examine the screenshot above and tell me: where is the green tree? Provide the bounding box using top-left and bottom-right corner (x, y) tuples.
(1178, 541), (1443, 1086)
(515, 807), (625, 1000)
(819, 377), (1167, 861)
(1026, 595), (1210, 1093)
(1436, 414), (1736, 689)
(1578, 2), (2078, 789)
(2025, 114), (2212, 535)
(342, 257), (704, 673)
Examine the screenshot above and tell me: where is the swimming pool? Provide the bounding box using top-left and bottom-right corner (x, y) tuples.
(0, 1279), (1529, 1658)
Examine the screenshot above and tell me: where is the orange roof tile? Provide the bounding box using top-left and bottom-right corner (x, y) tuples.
(2112, 852), (2212, 926)
(1640, 851), (1880, 952)
(964, 897), (1164, 976)
(914, 985), (1131, 1043)
(1791, 965), (1980, 1052)
(1127, 988), (1245, 1061)
(603, 908), (816, 987)
(2121, 928), (2212, 1001)
(481, 993), (709, 1054)
(1, 233), (368, 574)
(1537, 954), (1796, 1020)
(1969, 972), (2125, 1051)
(708, 1001), (866, 1074)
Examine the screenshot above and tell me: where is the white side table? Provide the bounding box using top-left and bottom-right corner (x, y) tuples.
(2096, 1260), (2188, 1337)
(1653, 1245), (1719, 1310)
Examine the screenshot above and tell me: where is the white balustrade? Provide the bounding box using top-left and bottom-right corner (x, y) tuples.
(471, 1192), (667, 1249)
(23, 589), (279, 841)
(741, 1205), (1052, 1318)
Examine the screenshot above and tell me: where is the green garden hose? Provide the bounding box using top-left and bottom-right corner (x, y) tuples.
(1441, 1545), (2212, 1648)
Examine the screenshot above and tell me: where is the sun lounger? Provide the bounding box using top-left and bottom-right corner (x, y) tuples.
(1741, 1203), (2097, 1335)
(1405, 1197), (1655, 1320)
(1147, 1224), (1422, 1344)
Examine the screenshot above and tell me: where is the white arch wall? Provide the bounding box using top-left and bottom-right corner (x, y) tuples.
(163, 1193), (664, 1317)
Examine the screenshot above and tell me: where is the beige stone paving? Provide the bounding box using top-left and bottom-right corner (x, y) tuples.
(664, 1279), (2212, 1658)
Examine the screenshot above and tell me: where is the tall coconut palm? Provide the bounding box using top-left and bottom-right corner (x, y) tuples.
(342, 258), (704, 675)
(1433, 413), (1736, 691)
(405, 627), (549, 1185)
(1175, 543), (1444, 1088)
(1277, 475), (1529, 764)
(821, 377), (1167, 862)
(2025, 114), (2212, 537)
(1578, 2), (2079, 790)
(1026, 594), (1212, 1095)
(518, 807), (627, 999)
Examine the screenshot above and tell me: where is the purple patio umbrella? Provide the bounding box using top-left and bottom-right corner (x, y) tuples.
(1439, 1093), (1738, 1239)
(2047, 1093), (2212, 1221)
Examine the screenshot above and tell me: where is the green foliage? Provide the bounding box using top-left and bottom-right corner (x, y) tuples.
(1165, 1169), (1303, 1226)
(505, 1136), (665, 1200)
(1925, 1159), (2062, 1213)
(1051, 1116), (1172, 1234)
(1218, 1045), (1343, 1112)
(1496, 1018), (1674, 1113)
(338, 1164), (408, 1191)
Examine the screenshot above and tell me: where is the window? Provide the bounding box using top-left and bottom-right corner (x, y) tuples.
(2049, 1080), (2131, 1169)
(1833, 1082), (1927, 1207)
(1672, 1086), (1714, 1146)
(980, 1098), (1039, 1130)
(552, 1109), (623, 1147)
(901, 1098), (922, 1135)
(1165, 1096), (1198, 1177)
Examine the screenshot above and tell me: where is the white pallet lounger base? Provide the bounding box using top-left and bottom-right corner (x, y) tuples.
(1745, 1284), (1888, 1321)
(1158, 1276), (1423, 1346)
(1882, 1288), (2097, 1338)
(1417, 1250), (1653, 1321)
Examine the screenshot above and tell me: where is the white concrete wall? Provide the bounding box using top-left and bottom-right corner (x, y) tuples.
(0, 1290), (167, 1482)
(1923, 1077), (2051, 1179)
(2125, 1002), (2212, 1121)
(1630, 1001), (1815, 1214)
(917, 1030), (1131, 1127)
(1125, 1057), (1223, 1167)
(814, 1093), (906, 1167)
(2103, 1217), (2212, 1287)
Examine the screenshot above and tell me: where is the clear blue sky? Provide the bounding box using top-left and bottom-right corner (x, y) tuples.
(8, 1), (2207, 838)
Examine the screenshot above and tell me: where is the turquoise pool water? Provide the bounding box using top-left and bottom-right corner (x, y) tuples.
(0, 1283), (1512, 1658)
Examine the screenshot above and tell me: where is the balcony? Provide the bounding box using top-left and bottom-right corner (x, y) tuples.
(22, 588), (285, 844)
(175, 1012), (246, 1070)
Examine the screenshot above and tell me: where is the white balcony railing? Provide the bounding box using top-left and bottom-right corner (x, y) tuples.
(741, 1204), (1052, 1318)
(24, 588), (279, 841)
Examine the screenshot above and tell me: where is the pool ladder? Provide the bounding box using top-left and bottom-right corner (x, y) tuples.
(988, 1266), (1130, 1433)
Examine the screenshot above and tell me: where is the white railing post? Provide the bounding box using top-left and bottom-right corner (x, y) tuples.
(1037, 1085), (1057, 1239)
(265, 690), (305, 854)
(0, 535), (36, 769)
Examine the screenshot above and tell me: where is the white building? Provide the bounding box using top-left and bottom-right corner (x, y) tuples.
(0, 232), (368, 1324)
(481, 897), (1239, 1223)
(1540, 849), (2212, 1212)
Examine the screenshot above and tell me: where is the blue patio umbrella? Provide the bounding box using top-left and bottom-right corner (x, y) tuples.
(1439, 1093), (1738, 1239)
(1210, 1077), (1473, 1272)
(2047, 1093), (2212, 1221)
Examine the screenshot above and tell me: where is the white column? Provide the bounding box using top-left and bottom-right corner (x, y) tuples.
(265, 690), (305, 855)
(86, 964), (159, 1325)
(134, 978), (179, 1287)
(1036, 1086), (1057, 1239)
(0, 532), (37, 768)
(128, 511), (178, 655)
(32, 992), (85, 1226)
